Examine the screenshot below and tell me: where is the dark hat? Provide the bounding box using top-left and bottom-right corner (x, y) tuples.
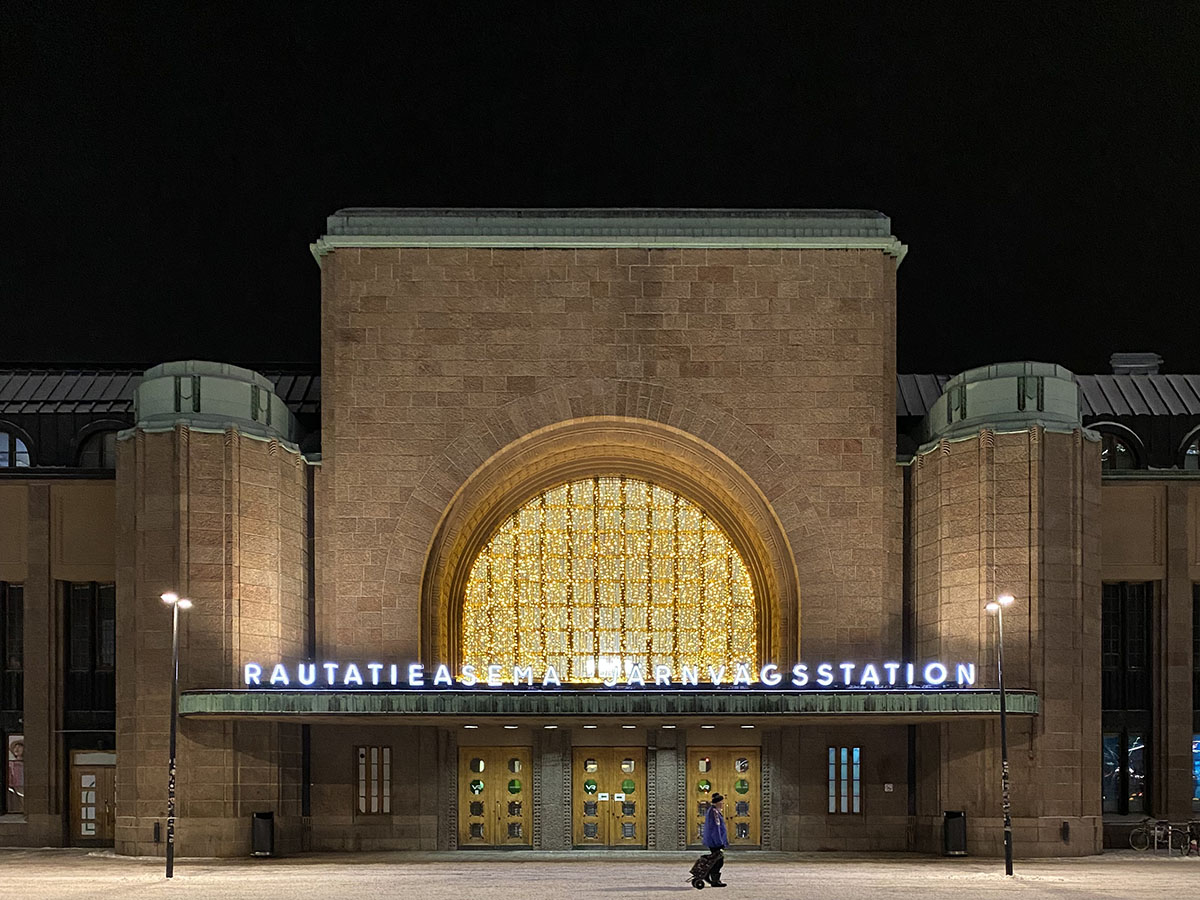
(711, 793), (725, 803)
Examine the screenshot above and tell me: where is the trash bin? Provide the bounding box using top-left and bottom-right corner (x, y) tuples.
(943, 810), (967, 856)
(251, 811), (274, 857)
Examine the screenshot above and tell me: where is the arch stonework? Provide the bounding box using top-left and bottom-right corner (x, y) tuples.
(381, 378), (838, 668)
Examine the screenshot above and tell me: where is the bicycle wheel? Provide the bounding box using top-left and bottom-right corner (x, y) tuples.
(1169, 829), (1189, 853)
(1129, 827), (1150, 851)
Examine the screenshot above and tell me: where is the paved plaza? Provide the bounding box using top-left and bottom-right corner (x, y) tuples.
(0, 849), (1196, 900)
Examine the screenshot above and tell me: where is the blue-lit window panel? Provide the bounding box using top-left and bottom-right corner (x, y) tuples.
(828, 748), (836, 813)
(1191, 734), (1199, 811)
(840, 747), (848, 813)
(829, 746), (862, 815)
(1128, 734), (1147, 813)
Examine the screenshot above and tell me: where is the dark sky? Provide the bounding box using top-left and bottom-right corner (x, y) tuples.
(3, 2), (1198, 375)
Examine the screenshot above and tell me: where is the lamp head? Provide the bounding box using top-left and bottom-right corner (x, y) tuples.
(161, 592), (179, 605)
(177, 599), (193, 610)
(985, 601), (1001, 614)
(997, 593), (1015, 607)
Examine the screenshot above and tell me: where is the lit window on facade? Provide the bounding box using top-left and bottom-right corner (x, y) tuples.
(0, 431), (31, 468)
(1183, 437), (1200, 470)
(1099, 432), (1137, 470)
(460, 475), (758, 681)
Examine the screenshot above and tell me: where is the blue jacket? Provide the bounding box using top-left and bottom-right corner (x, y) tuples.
(702, 805), (728, 849)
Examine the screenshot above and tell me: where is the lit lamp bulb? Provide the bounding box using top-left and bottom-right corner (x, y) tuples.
(161, 592), (178, 605)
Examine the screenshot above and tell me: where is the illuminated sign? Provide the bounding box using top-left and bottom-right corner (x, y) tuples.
(241, 660), (977, 690)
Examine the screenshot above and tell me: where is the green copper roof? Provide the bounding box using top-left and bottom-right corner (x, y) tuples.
(312, 208), (907, 261)
(180, 688), (1037, 720)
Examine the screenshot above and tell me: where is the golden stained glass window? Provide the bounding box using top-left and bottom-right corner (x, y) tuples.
(460, 475), (757, 682)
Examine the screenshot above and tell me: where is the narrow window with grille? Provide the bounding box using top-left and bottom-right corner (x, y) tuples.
(355, 746), (391, 814)
(828, 746), (861, 814)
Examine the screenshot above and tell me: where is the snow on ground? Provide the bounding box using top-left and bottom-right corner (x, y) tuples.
(0, 848), (1196, 899)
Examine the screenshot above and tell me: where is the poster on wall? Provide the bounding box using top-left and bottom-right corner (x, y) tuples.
(5, 734), (23, 814)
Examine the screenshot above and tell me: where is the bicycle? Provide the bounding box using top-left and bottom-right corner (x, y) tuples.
(1129, 818), (1189, 853)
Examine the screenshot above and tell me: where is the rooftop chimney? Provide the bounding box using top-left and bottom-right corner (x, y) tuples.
(1110, 352), (1162, 376)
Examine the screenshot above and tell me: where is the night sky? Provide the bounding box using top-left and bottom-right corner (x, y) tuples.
(3, 2), (1198, 375)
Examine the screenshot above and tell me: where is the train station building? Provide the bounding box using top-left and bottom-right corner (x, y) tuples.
(0, 209), (1197, 858)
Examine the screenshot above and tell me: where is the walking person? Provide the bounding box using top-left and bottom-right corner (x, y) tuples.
(701, 792), (729, 887)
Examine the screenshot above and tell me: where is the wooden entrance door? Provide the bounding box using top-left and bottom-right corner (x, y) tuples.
(572, 747), (646, 847)
(458, 747), (532, 847)
(69, 750), (116, 845)
(687, 747), (760, 848)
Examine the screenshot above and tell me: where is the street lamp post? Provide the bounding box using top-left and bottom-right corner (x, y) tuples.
(162, 592), (192, 880)
(985, 593), (1015, 876)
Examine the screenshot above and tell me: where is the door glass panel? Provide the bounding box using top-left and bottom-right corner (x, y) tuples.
(469, 757), (485, 773)
(584, 779), (598, 794)
(507, 779), (522, 794)
(584, 801), (598, 816)
(621, 778), (635, 793)
(622, 801), (636, 816)
(735, 801), (750, 816)
(735, 757), (749, 772)
(469, 823), (485, 839)
(469, 779), (484, 794)
(508, 823), (523, 838)
(508, 758), (522, 773)
(469, 801), (484, 816)
(621, 758), (635, 773)
(698, 757), (711, 772)
(508, 800), (522, 816)
(584, 758), (598, 773)
(697, 779), (711, 793)
(622, 822), (636, 838)
(736, 822), (750, 839)
(584, 822), (598, 838)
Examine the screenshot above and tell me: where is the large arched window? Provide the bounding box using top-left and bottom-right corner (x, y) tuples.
(1100, 431), (1137, 471)
(460, 475), (758, 682)
(0, 431), (31, 468)
(77, 430), (118, 468)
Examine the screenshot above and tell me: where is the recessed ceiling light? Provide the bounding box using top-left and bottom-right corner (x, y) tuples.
(583, 724), (598, 729)
(701, 724), (716, 729)
(544, 724), (558, 729)
(740, 724), (755, 729)
(503, 725), (518, 730)
(622, 725), (636, 729)
(463, 725), (478, 729)
(661, 724), (677, 729)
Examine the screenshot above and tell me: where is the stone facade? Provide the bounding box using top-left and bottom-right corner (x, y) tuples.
(910, 426), (1103, 855)
(5, 209), (1198, 858)
(113, 369), (309, 856)
(317, 242), (901, 666)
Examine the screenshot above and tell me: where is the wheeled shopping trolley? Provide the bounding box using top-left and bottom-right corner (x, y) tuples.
(687, 852), (720, 890)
